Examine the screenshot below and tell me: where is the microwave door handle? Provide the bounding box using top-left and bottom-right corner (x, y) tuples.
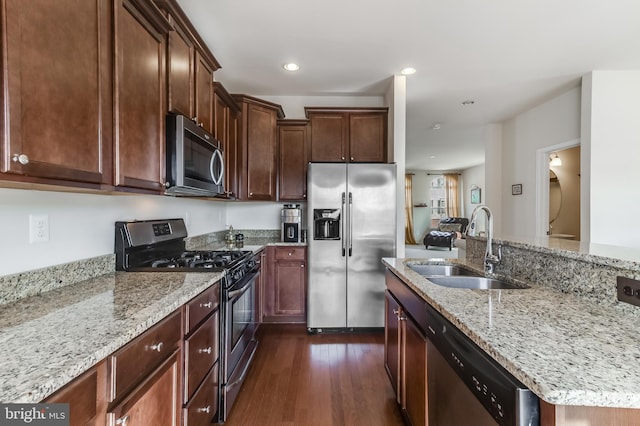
(210, 148), (224, 186)
(341, 192), (346, 257)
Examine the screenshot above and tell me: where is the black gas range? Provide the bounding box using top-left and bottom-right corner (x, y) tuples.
(115, 218), (254, 287)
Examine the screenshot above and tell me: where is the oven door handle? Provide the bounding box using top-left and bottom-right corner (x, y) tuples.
(227, 275), (256, 299)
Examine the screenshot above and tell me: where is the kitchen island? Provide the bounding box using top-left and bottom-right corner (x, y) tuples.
(383, 255), (640, 420)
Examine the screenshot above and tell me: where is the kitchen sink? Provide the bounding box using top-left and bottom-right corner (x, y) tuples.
(408, 264), (481, 277)
(426, 276), (527, 290)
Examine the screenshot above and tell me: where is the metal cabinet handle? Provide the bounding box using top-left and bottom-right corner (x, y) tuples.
(149, 342), (163, 352)
(288, 252), (292, 256)
(341, 156), (345, 160)
(116, 415), (130, 426)
(249, 192), (253, 196)
(198, 347), (212, 354)
(392, 309), (399, 315)
(350, 157), (354, 161)
(300, 264), (304, 268)
(399, 315), (407, 321)
(12, 154), (29, 165)
(197, 405), (211, 414)
(200, 302), (212, 309)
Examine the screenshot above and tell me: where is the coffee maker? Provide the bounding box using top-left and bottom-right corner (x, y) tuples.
(281, 204), (302, 242)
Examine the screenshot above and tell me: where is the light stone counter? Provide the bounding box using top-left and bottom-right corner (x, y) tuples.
(383, 257), (640, 409)
(0, 270), (224, 403)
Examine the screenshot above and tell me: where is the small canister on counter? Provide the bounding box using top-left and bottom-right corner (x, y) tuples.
(235, 233), (244, 248)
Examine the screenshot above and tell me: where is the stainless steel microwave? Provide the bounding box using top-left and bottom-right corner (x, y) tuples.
(165, 113), (224, 197)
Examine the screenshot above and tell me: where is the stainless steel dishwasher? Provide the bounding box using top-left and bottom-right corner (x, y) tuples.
(425, 304), (539, 426)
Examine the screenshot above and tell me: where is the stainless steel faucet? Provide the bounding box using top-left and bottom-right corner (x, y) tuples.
(467, 205), (502, 273)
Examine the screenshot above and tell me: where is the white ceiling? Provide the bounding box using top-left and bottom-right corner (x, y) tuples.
(177, 0), (640, 171)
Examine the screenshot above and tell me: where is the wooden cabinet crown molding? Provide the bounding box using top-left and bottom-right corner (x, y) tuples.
(123, 0), (173, 37)
(214, 82), (241, 113)
(304, 106), (389, 118)
(152, 0), (221, 70)
(232, 94), (286, 119)
(277, 119), (310, 126)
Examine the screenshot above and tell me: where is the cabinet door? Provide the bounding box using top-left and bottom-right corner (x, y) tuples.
(278, 123), (309, 201)
(384, 292), (401, 397)
(349, 112), (387, 162)
(194, 52), (213, 134)
(263, 247), (306, 323)
(167, 21), (194, 117)
(309, 113), (347, 162)
(246, 103), (277, 200)
(114, 0), (169, 192)
(109, 351), (180, 426)
(1, 0), (112, 185)
(403, 315), (427, 426)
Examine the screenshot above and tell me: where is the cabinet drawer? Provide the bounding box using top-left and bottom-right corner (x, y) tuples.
(109, 310), (181, 402)
(45, 362), (103, 425)
(274, 246), (306, 261)
(184, 282), (220, 334)
(184, 311), (219, 402)
(183, 363), (219, 426)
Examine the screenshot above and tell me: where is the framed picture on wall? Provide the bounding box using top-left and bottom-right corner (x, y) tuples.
(470, 187), (481, 204)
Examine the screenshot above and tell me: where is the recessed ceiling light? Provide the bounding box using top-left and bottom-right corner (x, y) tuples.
(400, 67), (416, 75)
(428, 155), (436, 159)
(430, 123), (441, 130)
(462, 100), (475, 106)
(283, 63), (300, 71)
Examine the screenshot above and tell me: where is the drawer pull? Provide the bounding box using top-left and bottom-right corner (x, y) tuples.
(392, 309), (399, 316)
(198, 347), (212, 354)
(149, 342), (164, 352)
(116, 415), (130, 426)
(200, 302), (213, 309)
(288, 252), (292, 256)
(197, 405), (211, 414)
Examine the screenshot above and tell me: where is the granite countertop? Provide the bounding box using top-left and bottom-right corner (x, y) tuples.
(0, 270), (224, 403)
(383, 257), (640, 409)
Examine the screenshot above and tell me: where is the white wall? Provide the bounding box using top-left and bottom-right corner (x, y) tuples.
(386, 75), (407, 257)
(500, 86), (581, 237)
(585, 70), (640, 247)
(462, 163), (485, 225)
(226, 201), (296, 230)
(260, 95), (385, 119)
(0, 188), (227, 276)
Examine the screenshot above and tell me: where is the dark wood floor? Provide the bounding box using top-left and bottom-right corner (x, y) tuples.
(224, 324), (405, 426)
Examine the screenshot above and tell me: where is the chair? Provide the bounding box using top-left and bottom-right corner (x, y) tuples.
(423, 217), (469, 250)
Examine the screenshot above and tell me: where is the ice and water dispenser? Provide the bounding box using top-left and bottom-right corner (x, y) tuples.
(313, 209), (341, 240)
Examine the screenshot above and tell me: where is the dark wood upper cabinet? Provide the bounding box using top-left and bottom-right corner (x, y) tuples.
(1, 0), (113, 187)
(214, 83), (240, 198)
(305, 107), (388, 163)
(277, 120), (309, 201)
(113, 0), (171, 192)
(155, 0), (220, 135)
(233, 95), (285, 201)
(166, 18), (194, 118)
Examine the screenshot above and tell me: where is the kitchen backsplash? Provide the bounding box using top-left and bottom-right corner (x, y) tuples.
(0, 254), (114, 306)
(1, 229), (283, 305)
(466, 237), (640, 315)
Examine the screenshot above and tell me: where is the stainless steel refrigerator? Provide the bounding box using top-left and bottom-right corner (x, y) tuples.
(307, 163), (397, 330)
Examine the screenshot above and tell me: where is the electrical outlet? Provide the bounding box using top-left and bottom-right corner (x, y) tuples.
(29, 214), (49, 244)
(616, 276), (640, 307)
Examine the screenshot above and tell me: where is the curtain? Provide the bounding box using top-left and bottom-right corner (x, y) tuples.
(404, 174), (418, 244)
(444, 173), (460, 217)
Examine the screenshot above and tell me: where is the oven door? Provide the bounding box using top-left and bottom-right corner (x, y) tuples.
(220, 268), (259, 422)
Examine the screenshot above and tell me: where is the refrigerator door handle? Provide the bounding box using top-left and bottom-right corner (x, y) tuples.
(341, 192), (347, 257)
(348, 192), (353, 257)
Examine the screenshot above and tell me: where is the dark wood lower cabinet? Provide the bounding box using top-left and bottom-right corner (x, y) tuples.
(262, 246), (307, 323)
(108, 350), (181, 426)
(385, 290), (426, 426)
